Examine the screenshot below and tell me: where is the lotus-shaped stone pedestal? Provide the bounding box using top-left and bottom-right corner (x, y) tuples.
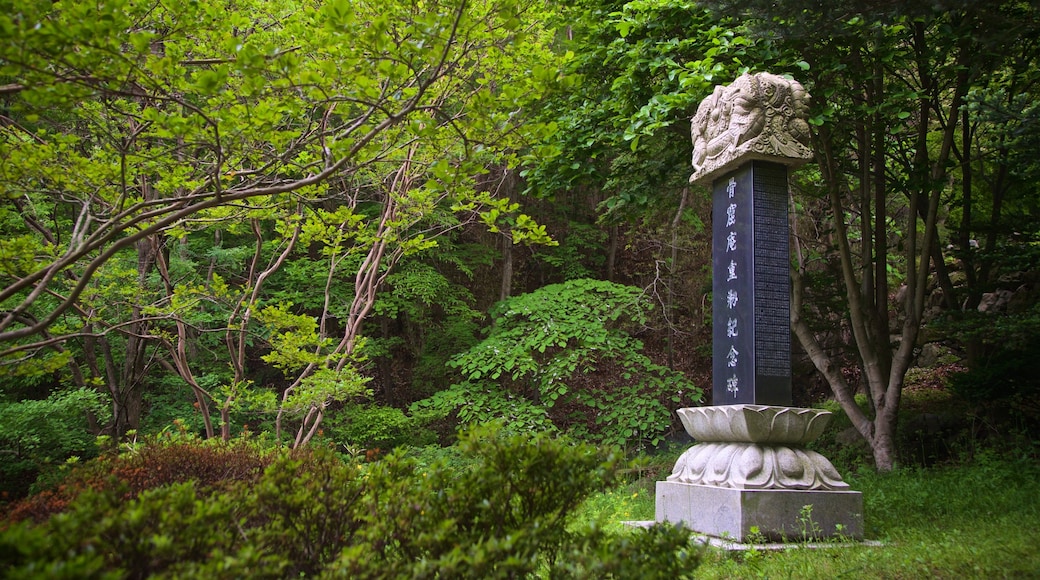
(667, 405), (849, 490)
(656, 405), (863, 541)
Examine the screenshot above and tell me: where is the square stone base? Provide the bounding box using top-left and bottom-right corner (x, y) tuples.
(656, 481), (863, 542)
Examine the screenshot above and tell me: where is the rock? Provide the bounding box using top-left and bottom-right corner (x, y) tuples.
(894, 284), (908, 309)
(978, 289), (1013, 313)
(922, 306), (944, 326)
(998, 272), (1023, 285)
(917, 342), (946, 368)
(926, 287), (945, 309)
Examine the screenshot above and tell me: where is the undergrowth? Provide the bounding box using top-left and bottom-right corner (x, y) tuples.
(0, 424), (701, 579)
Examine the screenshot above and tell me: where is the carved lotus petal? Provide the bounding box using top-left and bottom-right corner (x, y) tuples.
(739, 445), (769, 488)
(676, 405), (832, 445)
(667, 442), (850, 491)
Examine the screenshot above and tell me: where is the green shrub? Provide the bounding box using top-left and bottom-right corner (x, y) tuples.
(242, 449), (366, 577)
(401, 442), (473, 474)
(2, 433), (272, 523)
(0, 387), (109, 499)
(320, 403), (439, 451)
(554, 524), (701, 579)
(413, 279), (702, 448)
(0, 483), (285, 579)
(1, 424), (700, 578)
(333, 424), (636, 577)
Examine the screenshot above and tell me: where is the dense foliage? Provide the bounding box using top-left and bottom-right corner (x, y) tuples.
(0, 0), (562, 451)
(0, 426), (701, 578)
(415, 279), (702, 446)
(1, 0), (1038, 501)
(3, 2), (1040, 576)
(0, 388), (108, 498)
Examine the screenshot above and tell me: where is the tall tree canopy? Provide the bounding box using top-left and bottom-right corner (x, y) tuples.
(520, 0), (1040, 469)
(0, 0), (560, 441)
(698, 0), (1040, 469)
(3, 0), (1038, 473)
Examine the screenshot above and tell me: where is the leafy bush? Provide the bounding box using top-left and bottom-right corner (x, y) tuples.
(320, 403), (439, 451)
(554, 524), (701, 579)
(2, 432), (273, 523)
(1, 424), (701, 578)
(401, 442), (474, 474)
(0, 387), (109, 499)
(941, 304), (1040, 404)
(244, 449), (367, 576)
(332, 424), (702, 578)
(1, 483), (284, 579)
(414, 279), (702, 447)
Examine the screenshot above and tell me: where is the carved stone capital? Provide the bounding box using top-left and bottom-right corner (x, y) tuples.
(677, 405), (832, 445)
(689, 72), (812, 186)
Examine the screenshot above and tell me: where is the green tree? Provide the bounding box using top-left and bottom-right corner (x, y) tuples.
(523, 0), (762, 216)
(517, 0), (797, 377)
(528, 0), (1040, 469)
(0, 0), (560, 441)
(702, 0), (1040, 469)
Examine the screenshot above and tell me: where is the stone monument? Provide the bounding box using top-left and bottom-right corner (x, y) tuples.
(655, 73), (863, 541)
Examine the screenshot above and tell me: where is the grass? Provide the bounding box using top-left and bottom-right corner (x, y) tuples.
(577, 451), (1040, 579)
(571, 483), (657, 533)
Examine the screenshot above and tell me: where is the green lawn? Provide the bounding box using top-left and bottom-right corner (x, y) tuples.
(580, 453), (1040, 579)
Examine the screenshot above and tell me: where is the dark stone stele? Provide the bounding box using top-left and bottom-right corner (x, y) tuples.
(712, 160), (792, 406)
(660, 74), (862, 544)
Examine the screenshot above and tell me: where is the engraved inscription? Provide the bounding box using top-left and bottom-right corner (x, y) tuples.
(726, 375), (739, 395)
(753, 163), (791, 377)
(713, 168), (752, 405)
(712, 161), (792, 405)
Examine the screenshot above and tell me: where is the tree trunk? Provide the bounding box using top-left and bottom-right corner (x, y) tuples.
(870, 418), (897, 471)
(500, 235), (513, 302)
(606, 224), (619, 282)
(795, 125), (909, 471)
(665, 188), (688, 370)
(278, 147), (416, 448)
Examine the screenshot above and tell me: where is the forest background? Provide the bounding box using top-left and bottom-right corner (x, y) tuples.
(2, 0), (1040, 501)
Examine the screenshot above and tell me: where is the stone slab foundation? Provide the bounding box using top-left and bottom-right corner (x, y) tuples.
(656, 480), (863, 542)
